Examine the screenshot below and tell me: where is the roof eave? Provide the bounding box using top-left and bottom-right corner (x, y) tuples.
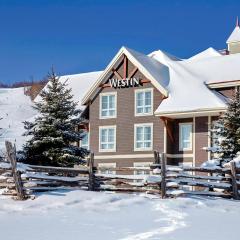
(154, 107), (227, 119)
(207, 80), (240, 88)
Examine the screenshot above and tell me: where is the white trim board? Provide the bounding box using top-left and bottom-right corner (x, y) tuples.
(95, 154), (154, 159)
(155, 108), (226, 118)
(208, 80), (240, 89)
(166, 154), (193, 158)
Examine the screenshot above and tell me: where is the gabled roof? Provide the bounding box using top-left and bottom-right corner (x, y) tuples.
(148, 49), (182, 63)
(81, 47), (169, 105)
(187, 47), (222, 61)
(227, 25), (240, 43)
(35, 46), (238, 118)
(35, 71), (103, 109)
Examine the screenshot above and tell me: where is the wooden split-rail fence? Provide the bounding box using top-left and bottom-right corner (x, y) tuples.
(0, 141), (240, 200)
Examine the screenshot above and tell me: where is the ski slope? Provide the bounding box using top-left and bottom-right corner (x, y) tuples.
(0, 88), (36, 152)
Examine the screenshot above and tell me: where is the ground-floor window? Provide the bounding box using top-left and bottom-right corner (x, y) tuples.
(134, 162), (152, 182)
(80, 131), (89, 150)
(134, 123), (153, 151)
(179, 123), (192, 151)
(98, 163), (116, 175)
(99, 126), (116, 152)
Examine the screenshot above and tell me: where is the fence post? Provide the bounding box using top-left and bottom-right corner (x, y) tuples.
(154, 150), (160, 164)
(160, 153), (167, 198)
(5, 141), (25, 200)
(230, 161), (240, 200)
(88, 152), (95, 191)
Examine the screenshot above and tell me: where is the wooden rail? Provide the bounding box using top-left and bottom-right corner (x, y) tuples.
(1, 145), (240, 200)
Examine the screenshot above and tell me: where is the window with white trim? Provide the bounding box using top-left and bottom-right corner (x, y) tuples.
(80, 131), (89, 150)
(98, 163), (116, 175)
(100, 92), (117, 118)
(135, 89), (153, 116)
(134, 124), (153, 151)
(99, 126), (116, 152)
(179, 123), (192, 151)
(134, 162), (152, 182)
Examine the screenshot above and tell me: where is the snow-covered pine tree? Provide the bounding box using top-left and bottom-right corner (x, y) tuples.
(213, 87), (240, 160)
(0, 117), (2, 134)
(21, 69), (88, 167)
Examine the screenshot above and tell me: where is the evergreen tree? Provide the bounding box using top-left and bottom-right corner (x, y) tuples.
(0, 117), (2, 134)
(21, 69), (88, 167)
(213, 88), (240, 160)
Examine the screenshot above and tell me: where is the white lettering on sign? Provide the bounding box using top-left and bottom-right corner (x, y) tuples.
(109, 78), (141, 88)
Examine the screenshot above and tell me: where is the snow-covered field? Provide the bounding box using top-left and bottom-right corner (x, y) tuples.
(0, 190), (239, 240)
(0, 88), (36, 151)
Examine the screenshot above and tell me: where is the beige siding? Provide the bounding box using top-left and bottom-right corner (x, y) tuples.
(89, 58), (164, 166)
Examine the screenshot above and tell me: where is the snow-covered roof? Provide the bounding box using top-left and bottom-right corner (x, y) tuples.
(227, 25), (240, 43)
(35, 71), (103, 109)
(187, 47), (222, 61)
(125, 47), (170, 90)
(148, 49), (182, 63)
(150, 47), (240, 116)
(185, 52), (240, 84)
(153, 58), (227, 116)
(81, 47), (170, 104)
(35, 46), (240, 118)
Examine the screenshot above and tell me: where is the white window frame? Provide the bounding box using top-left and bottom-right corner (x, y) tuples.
(99, 125), (116, 152)
(133, 162), (152, 175)
(99, 92), (117, 119)
(133, 162), (152, 183)
(179, 122), (193, 151)
(134, 123), (153, 151)
(80, 131), (89, 150)
(98, 163), (116, 175)
(135, 88), (153, 116)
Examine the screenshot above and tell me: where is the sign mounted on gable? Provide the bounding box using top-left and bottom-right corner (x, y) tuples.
(109, 78), (142, 89)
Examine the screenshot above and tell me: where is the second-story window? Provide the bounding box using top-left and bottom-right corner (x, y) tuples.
(135, 88), (153, 116)
(100, 92), (117, 119)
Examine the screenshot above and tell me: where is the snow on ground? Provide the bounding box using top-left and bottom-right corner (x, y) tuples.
(0, 190), (239, 240)
(0, 88), (36, 151)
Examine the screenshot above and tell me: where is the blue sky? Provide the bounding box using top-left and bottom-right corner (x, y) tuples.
(0, 0), (239, 84)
